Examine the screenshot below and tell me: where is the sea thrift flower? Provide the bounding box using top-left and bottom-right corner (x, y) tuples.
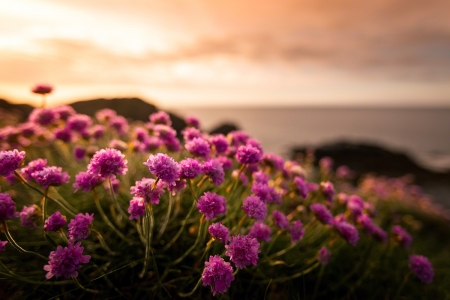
(252, 171), (269, 184)
(0, 193), (17, 220)
(54, 127), (73, 143)
(236, 144), (262, 165)
(0, 149), (26, 177)
(392, 225), (413, 249)
(202, 255), (234, 296)
(19, 205), (41, 228)
(44, 242), (91, 279)
(144, 153), (180, 186)
(357, 214), (387, 242)
(179, 158), (203, 179)
(32, 83), (53, 95)
(272, 210), (289, 229)
(202, 159), (225, 186)
(87, 148), (128, 178)
(95, 108), (117, 123)
(67, 213), (94, 241)
(334, 221), (359, 246)
(109, 115), (129, 135)
(319, 156), (333, 173)
(248, 222), (272, 242)
(149, 111), (172, 126)
(128, 197), (146, 220)
(347, 195), (365, 216)
(31, 166), (70, 188)
(262, 153), (284, 170)
(209, 134), (228, 153)
(66, 114), (92, 133)
(318, 247), (331, 265)
(208, 222), (230, 243)
(21, 158), (47, 179)
(228, 130), (249, 146)
(197, 192), (227, 220)
(288, 220), (305, 243)
(0, 240), (7, 252)
(185, 116), (200, 128)
(310, 203), (334, 225)
(232, 169), (249, 186)
(73, 146), (86, 161)
(408, 254), (434, 284)
(90, 124), (105, 140)
(294, 176), (309, 198)
(251, 182), (281, 204)
(73, 171), (103, 193)
(320, 181), (335, 202)
(185, 137), (211, 157)
(336, 165), (354, 180)
(44, 212), (67, 232)
(108, 139), (128, 151)
(181, 127), (202, 141)
(130, 178), (165, 204)
(216, 156), (233, 170)
(53, 105), (75, 120)
(242, 195), (267, 221)
(225, 235), (260, 269)
(28, 108), (59, 126)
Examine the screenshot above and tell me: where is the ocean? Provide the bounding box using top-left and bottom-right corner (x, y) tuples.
(171, 107), (450, 172)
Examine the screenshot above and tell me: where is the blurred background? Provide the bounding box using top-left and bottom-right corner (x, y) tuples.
(1, 0), (450, 205)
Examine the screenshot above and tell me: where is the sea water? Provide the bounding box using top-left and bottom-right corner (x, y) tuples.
(171, 107), (450, 172)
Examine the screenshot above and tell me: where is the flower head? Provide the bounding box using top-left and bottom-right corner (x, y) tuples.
(288, 220), (305, 243)
(209, 134), (228, 153)
(67, 213), (94, 241)
(0, 193), (17, 220)
(0, 240), (7, 252)
(44, 212), (67, 232)
(408, 254), (434, 284)
(44, 242), (91, 279)
(0, 149), (26, 177)
(310, 203), (334, 225)
(32, 83), (53, 95)
(66, 114), (92, 133)
(128, 197), (146, 220)
(19, 205), (41, 228)
(392, 225), (413, 249)
(347, 195), (365, 216)
(185, 116), (200, 128)
(73, 171), (103, 193)
(28, 108), (59, 126)
(202, 159), (225, 186)
(149, 111), (172, 126)
(242, 195), (267, 221)
(272, 210), (289, 229)
(248, 222), (272, 242)
(225, 235), (260, 269)
(202, 255), (234, 296)
(320, 181), (335, 202)
(208, 222), (230, 243)
(185, 137), (211, 157)
(197, 192), (227, 220)
(130, 178), (165, 204)
(318, 247), (331, 265)
(179, 158), (203, 179)
(334, 221), (359, 246)
(294, 176), (309, 199)
(87, 148), (128, 178)
(31, 166), (70, 188)
(144, 153), (180, 186)
(236, 144), (262, 165)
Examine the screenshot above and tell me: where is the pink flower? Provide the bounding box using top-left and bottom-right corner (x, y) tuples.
(32, 84), (53, 95)
(409, 255), (434, 284)
(225, 235), (260, 269)
(202, 255), (234, 296)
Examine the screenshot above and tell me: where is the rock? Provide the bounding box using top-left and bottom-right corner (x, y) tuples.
(209, 123), (240, 135)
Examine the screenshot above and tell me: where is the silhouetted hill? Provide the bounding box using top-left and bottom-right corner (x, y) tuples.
(0, 99), (34, 122)
(292, 141), (450, 207)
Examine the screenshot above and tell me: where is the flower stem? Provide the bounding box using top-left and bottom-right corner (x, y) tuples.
(139, 204), (155, 278)
(1, 221), (48, 261)
(171, 215), (205, 266)
(178, 277), (202, 298)
(155, 192), (173, 242)
(107, 177), (128, 227)
(71, 276), (101, 294)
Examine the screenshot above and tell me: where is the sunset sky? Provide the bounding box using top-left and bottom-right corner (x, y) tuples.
(1, 0), (449, 108)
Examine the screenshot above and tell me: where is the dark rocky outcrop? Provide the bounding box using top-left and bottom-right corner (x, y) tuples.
(0, 99), (34, 122)
(209, 123), (240, 136)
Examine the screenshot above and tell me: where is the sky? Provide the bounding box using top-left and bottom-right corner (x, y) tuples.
(1, 0), (449, 108)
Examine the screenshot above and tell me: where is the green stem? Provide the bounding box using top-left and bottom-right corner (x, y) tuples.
(161, 198), (197, 252)
(14, 171), (76, 216)
(155, 193), (173, 242)
(393, 272), (410, 300)
(171, 215), (205, 266)
(92, 229), (119, 256)
(107, 177), (128, 227)
(178, 277), (202, 298)
(139, 204), (155, 278)
(72, 276), (101, 294)
(92, 189), (135, 245)
(312, 264), (325, 300)
(2, 221), (48, 261)
(258, 261), (320, 284)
